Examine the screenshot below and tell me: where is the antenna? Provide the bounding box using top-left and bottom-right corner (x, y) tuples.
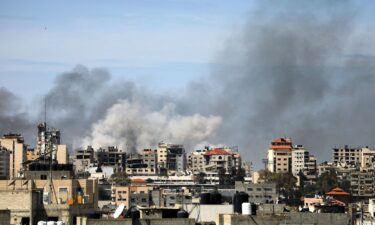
(113, 203), (125, 219)
(44, 97), (47, 124)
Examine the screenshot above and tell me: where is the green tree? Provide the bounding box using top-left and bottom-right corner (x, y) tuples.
(316, 169), (338, 193)
(110, 171), (131, 185)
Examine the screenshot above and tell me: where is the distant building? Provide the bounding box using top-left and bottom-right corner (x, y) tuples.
(36, 122), (61, 160)
(235, 181), (278, 204)
(73, 146), (95, 173)
(0, 133), (26, 179)
(112, 183), (152, 208)
(157, 143), (186, 174)
(292, 145), (309, 175)
(361, 147), (375, 169)
(267, 138), (293, 173)
(187, 148), (207, 172)
(332, 145), (361, 166)
(204, 148), (235, 172)
(126, 149), (157, 175)
(96, 146), (126, 172)
(350, 169), (375, 197)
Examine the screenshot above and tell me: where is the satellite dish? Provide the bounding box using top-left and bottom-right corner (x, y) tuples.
(113, 203), (125, 219)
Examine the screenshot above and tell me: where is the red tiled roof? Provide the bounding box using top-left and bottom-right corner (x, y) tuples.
(131, 179), (146, 183)
(326, 187), (349, 196)
(204, 148), (231, 156)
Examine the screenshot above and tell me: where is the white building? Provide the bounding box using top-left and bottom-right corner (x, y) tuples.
(292, 145), (309, 175)
(361, 147), (375, 169)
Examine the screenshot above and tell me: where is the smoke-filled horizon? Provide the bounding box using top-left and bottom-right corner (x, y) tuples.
(1, 1), (375, 168)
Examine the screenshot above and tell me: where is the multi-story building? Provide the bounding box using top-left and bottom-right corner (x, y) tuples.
(361, 147), (375, 169)
(73, 146), (95, 173)
(126, 149), (157, 175)
(0, 147), (10, 179)
(157, 143), (186, 174)
(332, 145), (361, 166)
(350, 169), (375, 197)
(188, 148), (207, 172)
(112, 183), (152, 208)
(235, 181), (278, 204)
(96, 146), (126, 172)
(204, 148), (234, 172)
(36, 122), (61, 160)
(0, 133), (27, 179)
(267, 138), (293, 173)
(291, 145), (309, 175)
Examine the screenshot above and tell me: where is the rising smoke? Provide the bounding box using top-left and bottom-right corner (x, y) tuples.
(1, 1), (375, 168)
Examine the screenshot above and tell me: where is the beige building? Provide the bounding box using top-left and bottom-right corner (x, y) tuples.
(187, 149), (207, 172)
(112, 184), (152, 209)
(267, 138), (293, 173)
(361, 147), (375, 169)
(0, 134), (26, 179)
(0, 178), (98, 225)
(56, 144), (69, 164)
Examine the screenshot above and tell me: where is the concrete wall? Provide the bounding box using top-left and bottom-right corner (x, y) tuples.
(83, 218), (195, 225)
(218, 213), (351, 225)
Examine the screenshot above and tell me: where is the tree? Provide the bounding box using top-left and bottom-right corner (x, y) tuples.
(316, 169), (338, 194)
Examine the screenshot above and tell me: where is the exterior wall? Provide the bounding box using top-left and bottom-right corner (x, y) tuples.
(0, 149), (10, 179)
(333, 146), (361, 166)
(369, 199), (375, 217)
(57, 145), (68, 164)
(112, 185), (152, 208)
(0, 136), (26, 179)
(268, 149), (292, 173)
(188, 153), (205, 172)
(235, 182), (278, 204)
(292, 146), (308, 175)
(362, 148), (375, 169)
(83, 218), (195, 225)
(350, 170), (375, 197)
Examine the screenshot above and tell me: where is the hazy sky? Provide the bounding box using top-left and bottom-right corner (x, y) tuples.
(0, 0), (254, 101)
(2, 1), (375, 168)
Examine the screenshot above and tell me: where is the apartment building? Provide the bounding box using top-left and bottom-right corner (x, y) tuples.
(157, 143), (186, 173)
(235, 181), (278, 204)
(204, 148), (234, 172)
(112, 184), (152, 208)
(350, 169), (375, 197)
(73, 146), (95, 173)
(126, 149), (157, 175)
(96, 146), (126, 172)
(267, 138), (293, 173)
(187, 148), (207, 172)
(0, 133), (27, 179)
(361, 147), (375, 169)
(332, 145), (361, 166)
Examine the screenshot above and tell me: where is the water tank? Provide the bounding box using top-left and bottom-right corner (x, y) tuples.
(177, 209), (189, 218)
(37, 222), (47, 225)
(200, 193), (211, 204)
(242, 202), (251, 215)
(56, 222), (65, 225)
(47, 222), (56, 225)
(233, 192), (249, 214)
(210, 192), (222, 204)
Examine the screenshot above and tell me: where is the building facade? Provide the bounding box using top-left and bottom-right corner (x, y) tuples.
(267, 138), (293, 173)
(0, 134), (26, 179)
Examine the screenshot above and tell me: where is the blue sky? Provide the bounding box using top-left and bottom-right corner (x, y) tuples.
(0, 0), (254, 101)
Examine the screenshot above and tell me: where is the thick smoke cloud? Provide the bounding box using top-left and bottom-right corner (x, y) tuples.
(178, 0), (375, 168)
(0, 87), (34, 143)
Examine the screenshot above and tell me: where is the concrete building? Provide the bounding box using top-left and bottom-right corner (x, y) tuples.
(95, 146), (126, 172)
(26, 149), (37, 161)
(187, 148), (207, 172)
(157, 143), (186, 174)
(0, 178), (98, 225)
(361, 147), (375, 169)
(204, 148), (234, 172)
(235, 181), (278, 204)
(0, 133), (26, 179)
(333, 145), (361, 166)
(350, 169), (375, 197)
(369, 199), (375, 217)
(126, 149), (157, 176)
(0, 148), (10, 179)
(36, 122), (61, 161)
(291, 145), (309, 175)
(73, 146), (95, 173)
(111, 184), (152, 208)
(267, 138), (293, 173)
